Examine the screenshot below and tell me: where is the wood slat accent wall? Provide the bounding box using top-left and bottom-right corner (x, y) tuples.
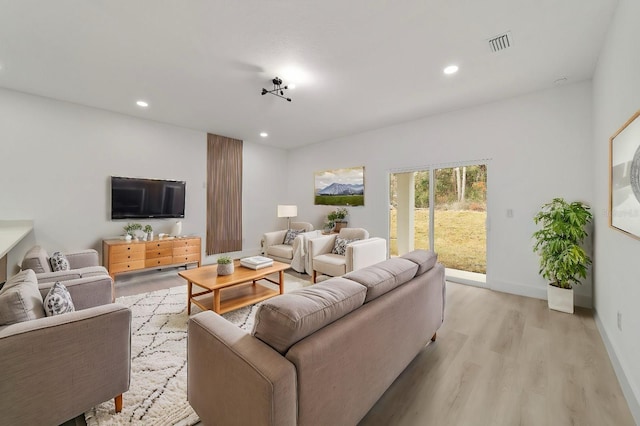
(206, 134), (243, 255)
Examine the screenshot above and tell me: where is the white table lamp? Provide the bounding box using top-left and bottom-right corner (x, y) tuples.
(277, 205), (298, 229)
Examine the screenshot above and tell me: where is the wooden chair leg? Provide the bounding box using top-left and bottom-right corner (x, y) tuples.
(431, 332), (437, 342)
(114, 394), (123, 413)
(312, 270), (317, 283)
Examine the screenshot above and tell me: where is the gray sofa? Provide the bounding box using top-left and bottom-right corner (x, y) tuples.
(0, 270), (131, 425)
(188, 249), (445, 426)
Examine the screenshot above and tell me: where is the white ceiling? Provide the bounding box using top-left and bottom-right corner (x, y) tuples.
(0, 0), (618, 149)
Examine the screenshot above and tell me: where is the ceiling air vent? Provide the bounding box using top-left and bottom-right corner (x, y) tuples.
(488, 31), (512, 52)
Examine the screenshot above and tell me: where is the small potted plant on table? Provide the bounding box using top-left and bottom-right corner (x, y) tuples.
(532, 198), (592, 313)
(217, 256), (234, 276)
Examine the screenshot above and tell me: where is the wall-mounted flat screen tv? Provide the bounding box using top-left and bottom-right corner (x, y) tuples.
(111, 176), (186, 219)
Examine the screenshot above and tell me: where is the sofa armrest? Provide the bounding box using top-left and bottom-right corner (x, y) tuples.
(346, 237), (387, 272)
(65, 249), (100, 269)
(263, 230), (288, 248)
(0, 304), (131, 426)
(188, 311), (296, 426)
(292, 230), (322, 257)
(38, 274), (114, 309)
(308, 234), (336, 258)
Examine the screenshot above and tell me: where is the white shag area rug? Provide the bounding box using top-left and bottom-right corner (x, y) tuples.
(85, 272), (310, 426)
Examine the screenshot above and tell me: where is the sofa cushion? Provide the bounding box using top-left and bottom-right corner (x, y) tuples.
(21, 245), (51, 274)
(0, 270), (46, 325)
(401, 250), (438, 276)
(49, 251), (71, 272)
(43, 282), (75, 316)
(252, 278), (366, 354)
(344, 257), (418, 303)
(313, 254), (347, 277)
(267, 244), (294, 260)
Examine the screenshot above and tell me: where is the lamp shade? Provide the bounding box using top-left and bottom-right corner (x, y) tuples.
(277, 205), (298, 218)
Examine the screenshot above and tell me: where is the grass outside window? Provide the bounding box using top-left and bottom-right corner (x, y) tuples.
(389, 208), (486, 273)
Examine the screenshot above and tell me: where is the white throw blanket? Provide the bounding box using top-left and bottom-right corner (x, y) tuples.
(291, 230), (322, 273)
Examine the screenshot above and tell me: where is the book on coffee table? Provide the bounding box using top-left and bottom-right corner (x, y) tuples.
(240, 255), (274, 270)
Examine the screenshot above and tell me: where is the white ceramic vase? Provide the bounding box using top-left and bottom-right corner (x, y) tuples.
(171, 221), (182, 237)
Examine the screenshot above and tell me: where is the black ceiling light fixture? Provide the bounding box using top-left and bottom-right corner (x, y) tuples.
(261, 76), (292, 102)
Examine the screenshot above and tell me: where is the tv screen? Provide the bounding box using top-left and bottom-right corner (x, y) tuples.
(111, 176), (186, 219)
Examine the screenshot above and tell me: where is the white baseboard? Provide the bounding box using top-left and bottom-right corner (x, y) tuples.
(594, 311), (640, 425)
(488, 279), (592, 308)
(490, 279), (546, 300)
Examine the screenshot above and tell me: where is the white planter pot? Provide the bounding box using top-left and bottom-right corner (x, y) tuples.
(547, 283), (574, 314)
(217, 263), (234, 276)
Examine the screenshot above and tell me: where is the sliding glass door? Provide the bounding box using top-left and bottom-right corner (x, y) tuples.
(389, 163), (487, 275)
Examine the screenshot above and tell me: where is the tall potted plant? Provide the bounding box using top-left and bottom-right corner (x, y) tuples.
(532, 198), (592, 313)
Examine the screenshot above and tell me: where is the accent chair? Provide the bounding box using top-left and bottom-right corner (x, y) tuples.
(309, 228), (388, 283)
(262, 222), (321, 273)
(21, 245), (110, 283)
(0, 269), (131, 425)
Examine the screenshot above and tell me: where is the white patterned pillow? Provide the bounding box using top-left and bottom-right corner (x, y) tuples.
(332, 237), (359, 256)
(49, 252), (71, 272)
(283, 229), (303, 245)
(43, 282), (75, 316)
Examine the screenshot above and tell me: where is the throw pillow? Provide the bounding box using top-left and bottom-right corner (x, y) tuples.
(332, 236), (359, 256)
(283, 229), (303, 245)
(0, 269), (46, 325)
(49, 251), (71, 272)
(43, 282), (75, 316)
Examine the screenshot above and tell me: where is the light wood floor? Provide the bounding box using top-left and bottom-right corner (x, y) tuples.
(359, 282), (635, 426)
(64, 271), (635, 425)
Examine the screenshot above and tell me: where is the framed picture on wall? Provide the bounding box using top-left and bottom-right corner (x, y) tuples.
(314, 166), (365, 206)
(610, 110), (640, 239)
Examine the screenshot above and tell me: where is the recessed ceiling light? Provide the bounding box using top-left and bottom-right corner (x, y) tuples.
(136, 100), (149, 107)
(260, 132), (268, 138)
(443, 65), (459, 75)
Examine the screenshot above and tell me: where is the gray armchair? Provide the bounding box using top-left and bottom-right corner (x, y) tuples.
(21, 245), (109, 285)
(0, 270), (131, 425)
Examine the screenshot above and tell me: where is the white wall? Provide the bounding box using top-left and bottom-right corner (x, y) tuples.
(592, 0), (640, 420)
(0, 88), (286, 274)
(287, 81), (594, 305)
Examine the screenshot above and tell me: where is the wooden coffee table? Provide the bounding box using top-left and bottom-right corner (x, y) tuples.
(179, 260), (289, 315)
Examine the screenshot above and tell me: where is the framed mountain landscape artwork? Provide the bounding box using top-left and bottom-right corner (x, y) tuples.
(314, 166), (365, 206)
